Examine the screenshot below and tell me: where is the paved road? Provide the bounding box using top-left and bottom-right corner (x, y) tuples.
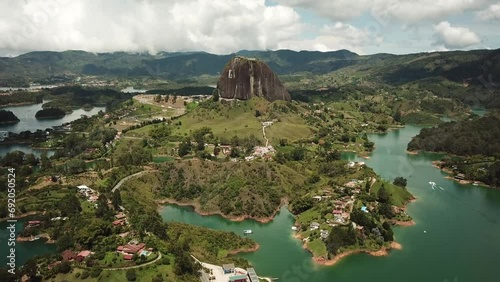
(103, 252), (162, 271)
(111, 170), (152, 193)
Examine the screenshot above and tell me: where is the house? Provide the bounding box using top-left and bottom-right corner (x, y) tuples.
(115, 212), (126, 219)
(229, 275), (248, 282)
(245, 156), (255, 162)
(222, 263), (235, 274)
(247, 267), (259, 282)
(454, 173), (466, 180)
(117, 243), (146, 255)
(332, 209), (342, 215)
(113, 219), (126, 226)
(0, 131), (8, 141)
(312, 196), (322, 201)
(76, 250), (91, 262)
(61, 250), (77, 261)
(310, 222), (320, 230)
(320, 230), (330, 240)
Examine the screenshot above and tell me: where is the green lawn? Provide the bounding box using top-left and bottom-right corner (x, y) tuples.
(308, 238), (327, 257)
(296, 208), (322, 225)
(370, 180), (413, 207)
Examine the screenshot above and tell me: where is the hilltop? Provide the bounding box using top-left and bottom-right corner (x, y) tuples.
(216, 56), (290, 101)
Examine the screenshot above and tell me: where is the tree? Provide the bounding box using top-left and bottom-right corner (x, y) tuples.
(393, 177), (407, 188)
(291, 197), (314, 214)
(174, 253), (200, 275)
(255, 110), (261, 117)
(56, 261), (71, 274)
(326, 150), (341, 161)
(379, 202), (394, 219)
(178, 141), (191, 157)
(212, 90), (219, 102)
(111, 190), (122, 210)
(154, 94), (162, 103)
(90, 266), (102, 278)
(126, 269), (137, 281)
(377, 185), (390, 203)
(229, 147), (241, 158)
(290, 147), (305, 161)
(59, 194), (82, 216)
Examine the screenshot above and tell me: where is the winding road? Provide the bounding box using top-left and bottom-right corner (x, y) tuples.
(103, 252), (162, 271)
(111, 170), (153, 193)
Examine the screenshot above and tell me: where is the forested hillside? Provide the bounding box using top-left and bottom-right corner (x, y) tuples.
(407, 115), (500, 156)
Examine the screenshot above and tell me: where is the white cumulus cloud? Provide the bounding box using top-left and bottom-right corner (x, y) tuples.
(0, 0), (304, 55)
(279, 22), (378, 54)
(477, 3), (500, 21)
(276, 0), (494, 22)
(433, 21), (481, 49)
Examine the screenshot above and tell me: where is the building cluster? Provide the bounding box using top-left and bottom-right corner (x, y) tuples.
(218, 264), (260, 282)
(112, 212), (128, 227)
(116, 240), (152, 260)
(77, 185), (99, 203)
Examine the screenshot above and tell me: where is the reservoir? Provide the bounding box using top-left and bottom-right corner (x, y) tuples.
(0, 219), (56, 267)
(0, 102), (106, 133)
(160, 125), (500, 282)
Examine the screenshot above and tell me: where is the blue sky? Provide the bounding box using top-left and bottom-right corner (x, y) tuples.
(0, 0), (499, 56)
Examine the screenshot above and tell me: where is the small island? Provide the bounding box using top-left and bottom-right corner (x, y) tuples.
(0, 109), (20, 124)
(35, 107), (66, 119)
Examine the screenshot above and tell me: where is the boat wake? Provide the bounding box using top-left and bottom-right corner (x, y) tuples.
(429, 181), (444, 191)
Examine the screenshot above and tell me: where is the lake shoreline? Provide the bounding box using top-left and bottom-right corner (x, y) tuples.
(0, 211), (41, 222)
(311, 241), (403, 266)
(432, 161), (494, 189)
(17, 233), (56, 244)
(156, 198), (283, 224)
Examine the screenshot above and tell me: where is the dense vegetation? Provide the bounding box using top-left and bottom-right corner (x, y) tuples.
(0, 91), (43, 106)
(408, 115), (500, 156)
(35, 107), (66, 119)
(0, 110), (19, 123)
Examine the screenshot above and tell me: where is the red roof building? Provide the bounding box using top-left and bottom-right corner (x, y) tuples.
(123, 254), (133, 260)
(76, 250), (91, 261)
(117, 243), (146, 255)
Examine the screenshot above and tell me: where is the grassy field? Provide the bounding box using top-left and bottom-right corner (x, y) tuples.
(48, 260), (178, 282)
(308, 238), (327, 257)
(370, 180), (413, 207)
(266, 113), (313, 144)
(17, 186), (71, 212)
(174, 101), (263, 140)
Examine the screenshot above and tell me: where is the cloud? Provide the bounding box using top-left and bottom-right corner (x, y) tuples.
(279, 22), (379, 54)
(276, 0), (494, 22)
(0, 0), (304, 55)
(433, 21), (481, 49)
(477, 3), (500, 21)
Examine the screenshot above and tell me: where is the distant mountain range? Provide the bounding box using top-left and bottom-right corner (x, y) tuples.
(0, 48), (499, 87)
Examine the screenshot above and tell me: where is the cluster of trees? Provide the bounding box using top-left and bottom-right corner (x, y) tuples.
(0, 110), (19, 123)
(0, 91), (43, 106)
(122, 118), (166, 134)
(35, 108), (66, 119)
(115, 141), (152, 166)
(290, 197), (315, 214)
(275, 147), (306, 163)
(325, 226), (357, 255)
(408, 115), (500, 156)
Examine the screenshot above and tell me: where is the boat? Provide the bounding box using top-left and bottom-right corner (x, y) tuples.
(29, 236), (40, 241)
(291, 226), (298, 231)
(243, 229), (253, 234)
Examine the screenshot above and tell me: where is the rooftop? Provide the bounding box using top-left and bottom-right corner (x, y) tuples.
(222, 263), (235, 270)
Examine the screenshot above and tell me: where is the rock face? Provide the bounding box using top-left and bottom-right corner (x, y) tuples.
(217, 56), (291, 102)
